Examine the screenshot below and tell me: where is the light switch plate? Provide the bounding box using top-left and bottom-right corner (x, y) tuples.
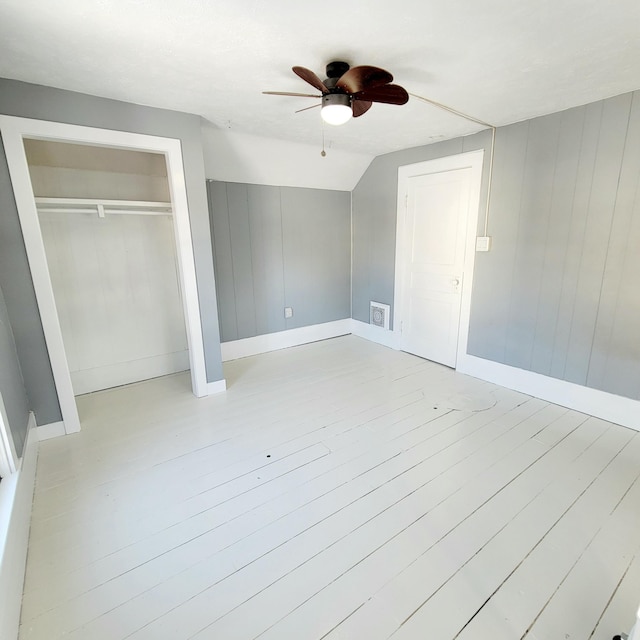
(476, 236), (492, 252)
(284, 307), (293, 319)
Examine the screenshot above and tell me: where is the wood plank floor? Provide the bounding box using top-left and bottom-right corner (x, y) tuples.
(19, 336), (640, 640)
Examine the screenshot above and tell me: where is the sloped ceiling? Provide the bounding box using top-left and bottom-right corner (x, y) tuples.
(0, 0), (639, 157)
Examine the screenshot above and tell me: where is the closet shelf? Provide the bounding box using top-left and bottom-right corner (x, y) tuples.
(35, 197), (173, 217)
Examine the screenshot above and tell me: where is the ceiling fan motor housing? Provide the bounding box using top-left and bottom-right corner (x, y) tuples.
(324, 61), (350, 91)
(322, 93), (351, 108)
(326, 61), (350, 78)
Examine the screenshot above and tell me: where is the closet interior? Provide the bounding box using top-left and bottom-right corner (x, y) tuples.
(24, 140), (189, 396)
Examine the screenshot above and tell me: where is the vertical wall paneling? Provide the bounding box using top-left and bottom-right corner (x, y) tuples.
(562, 94), (632, 385)
(466, 125), (529, 361)
(503, 114), (561, 370)
(280, 187), (311, 329)
(226, 183), (257, 339)
(208, 181), (351, 342)
(548, 101), (602, 380)
(281, 188), (351, 330)
(529, 108), (585, 375)
(208, 181), (238, 343)
(588, 93), (640, 397)
(350, 184), (373, 327)
(246, 185), (286, 336)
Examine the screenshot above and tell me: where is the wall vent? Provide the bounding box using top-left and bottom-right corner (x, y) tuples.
(370, 301), (390, 330)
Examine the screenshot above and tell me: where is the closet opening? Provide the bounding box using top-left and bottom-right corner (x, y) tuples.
(0, 116), (210, 436)
(24, 140), (190, 397)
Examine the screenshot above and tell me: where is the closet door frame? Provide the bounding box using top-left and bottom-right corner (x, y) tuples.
(0, 115), (210, 435)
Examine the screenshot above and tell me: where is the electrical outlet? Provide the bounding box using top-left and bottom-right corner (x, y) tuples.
(284, 307), (293, 319)
(476, 236), (492, 252)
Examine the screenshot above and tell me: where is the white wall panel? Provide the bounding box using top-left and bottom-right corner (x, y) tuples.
(38, 210), (188, 395)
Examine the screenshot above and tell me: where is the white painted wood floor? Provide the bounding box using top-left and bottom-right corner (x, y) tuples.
(19, 336), (640, 640)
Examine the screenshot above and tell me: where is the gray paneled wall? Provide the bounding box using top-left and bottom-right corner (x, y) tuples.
(352, 89), (640, 401)
(208, 181), (351, 342)
(469, 91), (640, 399)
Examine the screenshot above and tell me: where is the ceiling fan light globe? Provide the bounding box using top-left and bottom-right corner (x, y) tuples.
(321, 104), (352, 125)
(321, 93), (352, 125)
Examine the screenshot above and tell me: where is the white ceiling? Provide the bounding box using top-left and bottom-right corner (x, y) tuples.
(1, 0), (639, 156)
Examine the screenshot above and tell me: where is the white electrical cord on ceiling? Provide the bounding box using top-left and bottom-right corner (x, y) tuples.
(409, 92), (496, 238)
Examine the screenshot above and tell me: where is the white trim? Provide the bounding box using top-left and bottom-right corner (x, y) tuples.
(221, 320), (352, 362)
(351, 319), (640, 432)
(36, 421), (67, 441)
(0, 393), (18, 476)
(394, 150), (484, 368)
(204, 379), (227, 394)
(457, 353), (640, 431)
(0, 115), (211, 431)
(350, 319), (400, 350)
(70, 350), (190, 396)
(0, 412), (37, 640)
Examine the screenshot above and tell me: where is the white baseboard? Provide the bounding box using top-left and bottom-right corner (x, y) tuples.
(37, 420), (67, 441)
(350, 319), (400, 350)
(204, 379), (227, 395)
(457, 353), (640, 431)
(221, 319), (353, 361)
(349, 319), (640, 431)
(0, 412), (38, 640)
(71, 350), (190, 396)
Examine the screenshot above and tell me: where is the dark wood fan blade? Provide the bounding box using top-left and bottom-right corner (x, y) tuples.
(263, 91), (322, 98)
(336, 65), (393, 94)
(352, 100), (372, 118)
(295, 103), (322, 113)
(292, 66), (329, 93)
(352, 84), (409, 105)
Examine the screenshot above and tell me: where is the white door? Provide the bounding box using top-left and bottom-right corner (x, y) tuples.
(396, 154), (481, 367)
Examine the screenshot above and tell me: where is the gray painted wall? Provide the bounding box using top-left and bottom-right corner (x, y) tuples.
(352, 89), (640, 401)
(0, 78), (223, 426)
(0, 284), (29, 459)
(208, 181), (351, 342)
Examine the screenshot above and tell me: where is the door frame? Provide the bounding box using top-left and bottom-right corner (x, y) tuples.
(0, 392), (18, 477)
(394, 150), (484, 368)
(0, 115), (209, 435)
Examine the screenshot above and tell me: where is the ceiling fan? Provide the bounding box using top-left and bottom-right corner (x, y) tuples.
(263, 61), (409, 125)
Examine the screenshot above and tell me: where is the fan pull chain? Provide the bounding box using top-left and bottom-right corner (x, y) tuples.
(321, 124), (326, 157)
